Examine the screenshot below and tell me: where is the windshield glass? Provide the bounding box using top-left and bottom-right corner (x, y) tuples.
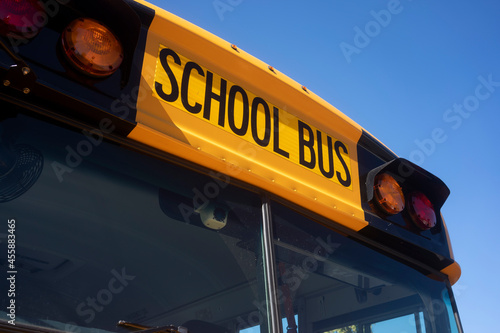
(0, 112), (269, 333)
(270, 202), (461, 333)
(0, 111), (461, 333)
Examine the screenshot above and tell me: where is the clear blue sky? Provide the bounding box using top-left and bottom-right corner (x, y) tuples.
(148, 1), (500, 331)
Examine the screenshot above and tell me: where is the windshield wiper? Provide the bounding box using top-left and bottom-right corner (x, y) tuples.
(117, 320), (186, 333)
(0, 320), (64, 333)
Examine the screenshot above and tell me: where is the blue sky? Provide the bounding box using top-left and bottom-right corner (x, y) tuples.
(147, 1), (500, 331)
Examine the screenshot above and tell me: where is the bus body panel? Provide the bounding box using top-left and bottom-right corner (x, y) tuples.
(131, 2), (369, 232)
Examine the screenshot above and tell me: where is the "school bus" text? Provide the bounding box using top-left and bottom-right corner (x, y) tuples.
(154, 46), (352, 188)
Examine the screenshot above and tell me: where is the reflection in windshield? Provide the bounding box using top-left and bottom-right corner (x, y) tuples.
(270, 202), (458, 333)
(0, 114), (268, 333)
(0, 113), (461, 333)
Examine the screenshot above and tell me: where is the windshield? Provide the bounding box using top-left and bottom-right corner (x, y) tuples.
(269, 202), (461, 333)
(0, 112), (269, 333)
(0, 111), (461, 333)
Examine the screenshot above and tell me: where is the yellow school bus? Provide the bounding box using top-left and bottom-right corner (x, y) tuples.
(0, 1), (462, 333)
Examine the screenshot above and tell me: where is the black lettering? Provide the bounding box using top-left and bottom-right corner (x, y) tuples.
(335, 141), (352, 187)
(181, 61), (204, 114)
(227, 85), (249, 136)
(317, 130), (334, 178)
(273, 107), (289, 158)
(298, 120), (315, 169)
(251, 97), (271, 147)
(204, 71), (227, 125)
(155, 48), (180, 102)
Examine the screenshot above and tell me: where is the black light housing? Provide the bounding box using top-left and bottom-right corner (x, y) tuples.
(365, 158), (450, 231)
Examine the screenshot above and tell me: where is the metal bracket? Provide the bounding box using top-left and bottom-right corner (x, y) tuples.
(0, 38), (37, 95)
(3, 63), (37, 94)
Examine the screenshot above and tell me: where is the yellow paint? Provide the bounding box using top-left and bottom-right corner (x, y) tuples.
(130, 1), (367, 231)
(441, 262), (461, 286)
(153, 45), (353, 189)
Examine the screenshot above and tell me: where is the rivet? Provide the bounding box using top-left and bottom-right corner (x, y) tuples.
(231, 44), (238, 51)
(268, 65), (276, 73)
(22, 67), (30, 75)
(301, 85), (308, 93)
(3, 80), (10, 86)
(23, 88), (30, 94)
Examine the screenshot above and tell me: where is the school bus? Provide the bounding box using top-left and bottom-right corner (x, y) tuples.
(0, 1), (463, 333)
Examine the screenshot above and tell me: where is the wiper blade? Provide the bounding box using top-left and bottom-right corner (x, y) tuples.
(117, 321), (149, 330)
(0, 321), (64, 333)
(117, 321), (186, 333)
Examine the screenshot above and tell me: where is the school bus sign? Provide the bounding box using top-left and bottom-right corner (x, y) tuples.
(153, 45), (353, 189)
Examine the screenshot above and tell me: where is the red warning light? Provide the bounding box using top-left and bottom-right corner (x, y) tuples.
(408, 192), (436, 230)
(0, 0), (45, 38)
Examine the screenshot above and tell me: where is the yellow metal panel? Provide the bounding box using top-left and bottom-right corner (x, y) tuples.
(153, 45), (353, 189)
(131, 1), (368, 231)
(441, 262), (461, 286)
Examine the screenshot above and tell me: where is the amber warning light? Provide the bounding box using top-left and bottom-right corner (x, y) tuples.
(61, 18), (123, 77)
(373, 173), (405, 215)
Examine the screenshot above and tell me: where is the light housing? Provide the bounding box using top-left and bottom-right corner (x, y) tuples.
(373, 173), (405, 215)
(408, 192), (436, 230)
(0, 0), (45, 38)
(365, 158), (449, 233)
(61, 18), (124, 77)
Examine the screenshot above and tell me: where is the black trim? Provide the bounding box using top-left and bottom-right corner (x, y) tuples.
(126, 0), (157, 27)
(357, 224), (454, 271)
(358, 130), (398, 162)
(0, 86), (136, 137)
